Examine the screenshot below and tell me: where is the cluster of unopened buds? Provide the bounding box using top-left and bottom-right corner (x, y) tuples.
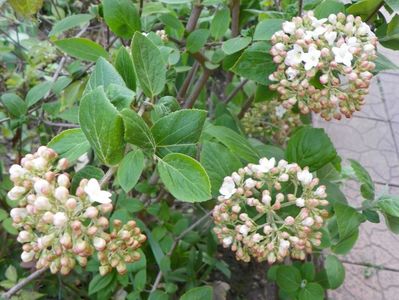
(7, 146), (146, 275)
(269, 11), (377, 120)
(213, 157), (329, 263)
(241, 100), (302, 145)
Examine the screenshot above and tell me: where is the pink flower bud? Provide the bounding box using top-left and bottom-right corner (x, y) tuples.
(284, 216), (295, 225)
(34, 179), (51, 195)
(21, 251), (35, 262)
(53, 212), (68, 228)
(57, 174), (70, 187)
(65, 198), (77, 210)
(84, 206), (98, 219)
(34, 196), (51, 210)
(93, 237), (106, 251)
(42, 211), (54, 223)
(54, 186), (69, 202)
(57, 158), (69, 170)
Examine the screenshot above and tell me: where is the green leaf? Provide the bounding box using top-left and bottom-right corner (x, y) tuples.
(331, 229), (359, 254)
(1, 93), (27, 118)
(150, 96), (180, 122)
(347, 0), (383, 20)
(157, 153), (211, 202)
(106, 84), (135, 110)
(186, 29), (210, 53)
(149, 290), (169, 300)
(301, 263), (315, 282)
(362, 208), (380, 223)
(298, 283), (324, 300)
(210, 8), (230, 40)
(79, 87), (125, 165)
(267, 265), (279, 281)
(200, 141), (242, 195)
(349, 159), (375, 200)
(103, 0), (141, 39)
(54, 38), (108, 62)
(151, 109), (207, 157)
(0, 209), (7, 222)
(374, 52), (399, 73)
(134, 269), (147, 291)
(383, 213), (399, 234)
(222, 37), (252, 55)
(276, 265), (301, 293)
(5, 265), (18, 283)
(253, 19), (284, 41)
(334, 203), (364, 239)
(2, 218), (18, 235)
(231, 42), (275, 85)
(204, 125), (259, 163)
(48, 128), (91, 162)
(117, 149), (145, 192)
(88, 273), (115, 295)
(376, 195), (399, 217)
(180, 286), (213, 300)
(325, 255), (345, 289)
(49, 14), (94, 36)
(286, 126), (337, 172)
(386, 0), (399, 13)
(26, 81), (53, 107)
(85, 57), (126, 94)
(314, 0), (345, 18)
(121, 108), (155, 150)
(70, 166), (104, 193)
(115, 47), (136, 91)
(8, 0), (43, 16)
(131, 32), (166, 98)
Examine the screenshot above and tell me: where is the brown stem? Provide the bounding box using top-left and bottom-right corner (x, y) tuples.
(186, 4), (203, 33)
(177, 62), (199, 103)
(2, 268), (48, 300)
(223, 79), (248, 104)
(237, 95), (254, 119)
(230, 0), (240, 37)
(298, 0), (303, 16)
(183, 69), (211, 109)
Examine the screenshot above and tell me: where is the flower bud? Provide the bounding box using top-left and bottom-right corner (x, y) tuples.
(53, 212), (68, 228)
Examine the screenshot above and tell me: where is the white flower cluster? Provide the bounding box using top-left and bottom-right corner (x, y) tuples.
(212, 157), (329, 263)
(241, 99), (302, 145)
(8, 146), (146, 275)
(269, 11), (377, 120)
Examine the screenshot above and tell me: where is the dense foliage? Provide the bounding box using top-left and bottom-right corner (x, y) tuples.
(1, 0), (399, 299)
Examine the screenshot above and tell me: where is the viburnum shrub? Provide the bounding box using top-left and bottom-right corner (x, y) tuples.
(0, 0), (399, 299)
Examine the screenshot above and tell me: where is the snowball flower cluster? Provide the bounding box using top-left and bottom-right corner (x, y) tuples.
(213, 158), (329, 263)
(269, 11), (377, 120)
(241, 99), (302, 145)
(7, 146), (146, 275)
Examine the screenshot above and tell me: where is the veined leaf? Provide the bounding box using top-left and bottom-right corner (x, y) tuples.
(49, 14), (93, 36)
(48, 128), (91, 162)
(117, 149), (145, 192)
(54, 38), (108, 62)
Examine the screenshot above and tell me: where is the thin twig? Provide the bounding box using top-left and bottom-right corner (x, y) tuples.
(150, 211), (213, 293)
(340, 259), (399, 273)
(2, 268), (48, 300)
(177, 62), (199, 103)
(223, 79), (248, 104)
(99, 167), (117, 188)
(230, 0), (240, 37)
(183, 69), (211, 109)
(298, 0), (303, 16)
(42, 120), (79, 128)
(237, 95), (254, 119)
(185, 4), (203, 33)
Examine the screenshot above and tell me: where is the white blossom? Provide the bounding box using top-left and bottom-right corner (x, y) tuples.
(332, 43), (353, 67)
(53, 212), (68, 228)
(219, 177), (236, 198)
(84, 179), (112, 204)
(223, 236), (233, 247)
(285, 44), (303, 66)
(297, 169), (313, 185)
(302, 45), (321, 71)
(324, 31), (337, 45)
(275, 105), (287, 118)
(21, 251), (35, 262)
(239, 225), (250, 236)
(285, 67), (298, 80)
(295, 197), (305, 207)
(282, 21), (296, 34)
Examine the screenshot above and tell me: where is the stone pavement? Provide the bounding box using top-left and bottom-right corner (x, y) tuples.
(313, 47), (399, 300)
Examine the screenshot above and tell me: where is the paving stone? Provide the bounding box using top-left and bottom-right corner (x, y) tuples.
(313, 116), (399, 185)
(328, 263), (399, 300)
(379, 73), (399, 124)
